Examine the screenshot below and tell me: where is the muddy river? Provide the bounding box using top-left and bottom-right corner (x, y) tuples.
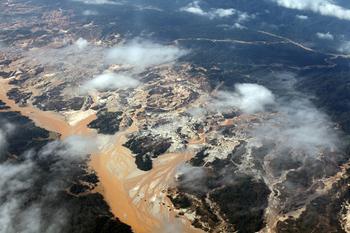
(0, 79), (202, 233)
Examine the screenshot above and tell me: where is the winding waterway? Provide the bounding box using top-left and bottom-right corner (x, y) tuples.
(0, 79), (202, 233)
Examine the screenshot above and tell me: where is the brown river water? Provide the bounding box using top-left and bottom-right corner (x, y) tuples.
(0, 79), (202, 233)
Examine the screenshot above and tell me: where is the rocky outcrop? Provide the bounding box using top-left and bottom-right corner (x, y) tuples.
(32, 84), (86, 111)
(88, 110), (123, 135)
(7, 88), (32, 106)
(124, 133), (172, 171)
(170, 143), (271, 233)
(0, 100), (10, 110)
(276, 167), (350, 233)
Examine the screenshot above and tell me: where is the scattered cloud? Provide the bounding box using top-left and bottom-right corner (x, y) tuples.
(82, 9), (98, 15)
(296, 14), (308, 20)
(187, 107), (207, 118)
(28, 38), (186, 95)
(175, 164), (208, 193)
(181, 1), (208, 16)
(236, 11), (254, 23)
(271, 0), (350, 21)
(26, 42), (105, 76)
(180, 1), (255, 29)
(72, 0), (121, 5)
(239, 74), (341, 158)
(83, 72), (140, 91)
(316, 32), (334, 40)
(211, 8), (236, 18)
(251, 98), (339, 157)
(208, 79), (340, 158)
(210, 83), (276, 114)
(0, 134), (97, 233)
(0, 122), (15, 160)
(106, 39), (187, 70)
(158, 220), (183, 233)
(82, 39), (186, 92)
(180, 1), (251, 20)
(74, 38), (89, 49)
(133, 5), (163, 12)
(232, 23), (246, 29)
(39, 135), (98, 161)
(0, 160), (39, 233)
(0, 42), (6, 51)
(0, 130), (6, 155)
(338, 41), (350, 54)
(181, 78), (342, 199)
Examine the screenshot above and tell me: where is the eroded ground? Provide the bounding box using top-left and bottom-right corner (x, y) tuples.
(1, 1), (350, 233)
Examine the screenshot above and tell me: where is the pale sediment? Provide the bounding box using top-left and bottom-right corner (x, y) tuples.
(0, 79), (202, 233)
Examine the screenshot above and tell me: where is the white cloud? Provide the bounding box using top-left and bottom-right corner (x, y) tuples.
(316, 32), (334, 40)
(0, 161), (37, 233)
(181, 1), (207, 16)
(232, 23), (246, 29)
(72, 0), (120, 5)
(28, 38), (186, 95)
(296, 14), (308, 20)
(211, 83), (276, 114)
(74, 38), (89, 49)
(40, 135), (98, 161)
(209, 80), (339, 157)
(175, 164), (208, 193)
(236, 11), (254, 23)
(83, 72), (140, 91)
(187, 107), (207, 117)
(272, 0), (350, 21)
(36, 39), (187, 71)
(158, 220), (183, 233)
(240, 73), (340, 158)
(0, 42), (6, 51)
(82, 10), (98, 15)
(0, 134), (98, 232)
(0, 123), (15, 160)
(26, 42), (105, 76)
(106, 40), (187, 70)
(180, 1), (255, 29)
(0, 130), (7, 157)
(252, 98), (339, 156)
(134, 5), (163, 12)
(212, 8), (236, 18)
(338, 41), (350, 54)
(180, 1), (236, 19)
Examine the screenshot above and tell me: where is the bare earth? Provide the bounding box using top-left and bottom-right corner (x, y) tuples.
(0, 78), (202, 233)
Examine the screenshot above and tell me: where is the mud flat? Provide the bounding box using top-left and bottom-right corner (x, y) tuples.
(90, 118), (203, 233)
(0, 79), (202, 233)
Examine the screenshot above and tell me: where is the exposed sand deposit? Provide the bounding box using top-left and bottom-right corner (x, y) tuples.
(0, 79), (202, 233)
